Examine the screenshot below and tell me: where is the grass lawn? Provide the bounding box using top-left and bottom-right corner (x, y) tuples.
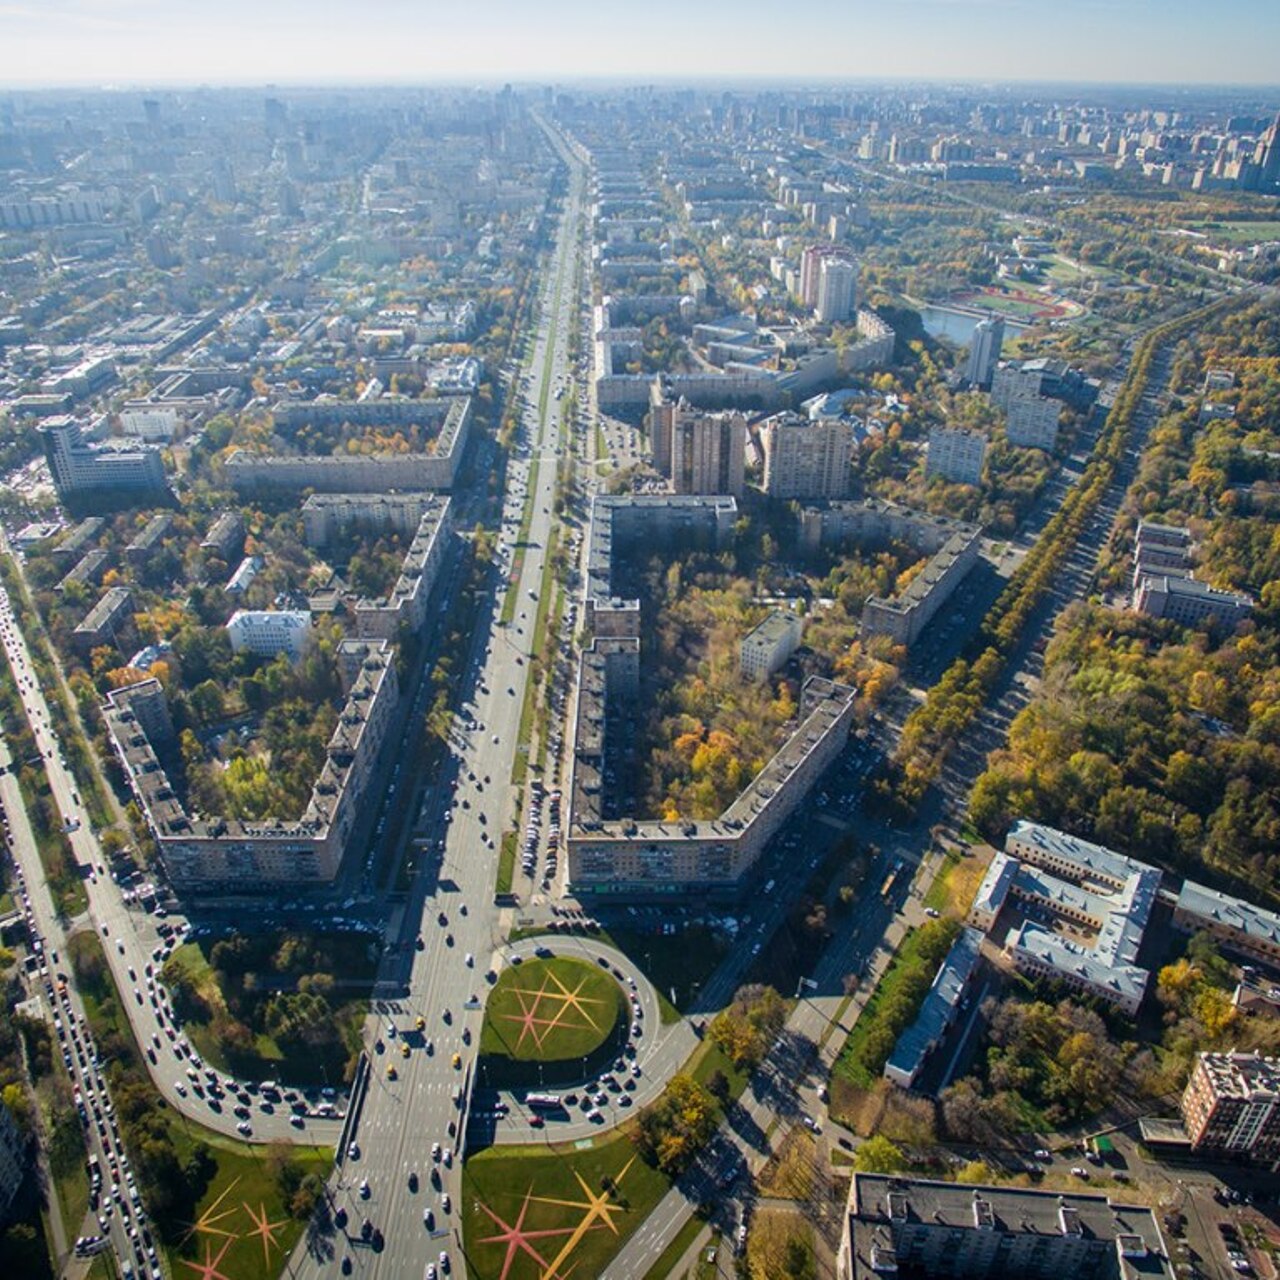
(162, 1127), (332, 1280)
(830, 922), (958, 1105)
(688, 1037), (750, 1104)
(923, 845), (991, 918)
(495, 829), (518, 897)
(481, 956), (624, 1063)
(462, 1131), (670, 1280)
(1188, 219), (1280, 244)
(600, 923), (728, 1022)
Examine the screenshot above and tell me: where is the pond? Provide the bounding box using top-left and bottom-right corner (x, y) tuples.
(920, 304), (1031, 346)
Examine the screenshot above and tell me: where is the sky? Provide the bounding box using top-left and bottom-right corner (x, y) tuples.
(1, 0), (1278, 90)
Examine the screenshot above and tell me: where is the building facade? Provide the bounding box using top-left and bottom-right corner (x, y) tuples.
(1182, 1052), (1280, 1166)
(926, 427), (987, 486)
(225, 610), (313, 661)
(839, 1174), (1172, 1280)
(761, 412), (854, 500)
(40, 418), (166, 501)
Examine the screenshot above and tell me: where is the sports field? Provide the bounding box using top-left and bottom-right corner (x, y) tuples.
(480, 956), (625, 1063)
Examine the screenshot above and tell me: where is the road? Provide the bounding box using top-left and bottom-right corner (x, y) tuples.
(290, 114), (590, 1280)
(0, 586), (173, 1280)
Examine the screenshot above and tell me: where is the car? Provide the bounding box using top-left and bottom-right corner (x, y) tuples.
(348, 1142), (359, 1160)
(359, 1178), (370, 1199)
(1070, 1167), (1090, 1179)
(432, 1142), (441, 1162)
(236, 1121), (252, 1136)
(1033, 1148), (1052, 1161)
(441, 1193), (450, 1213)
(451, 1052), (461, 1069)
(387, 1064), (397, 1080)
(401, 1042), (410, 1058)
(423, 1207), (435, 1228)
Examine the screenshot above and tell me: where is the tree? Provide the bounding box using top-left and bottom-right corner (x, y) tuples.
(853, 1134), (907, 1174)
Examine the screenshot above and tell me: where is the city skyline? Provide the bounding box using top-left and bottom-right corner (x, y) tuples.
(1, 0), (1278, 89)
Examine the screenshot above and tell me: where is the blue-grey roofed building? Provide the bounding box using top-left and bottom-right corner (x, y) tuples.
(884, 927), (983, 1088)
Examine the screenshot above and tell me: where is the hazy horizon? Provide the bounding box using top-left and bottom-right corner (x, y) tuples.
(1, 0), (1278, 92)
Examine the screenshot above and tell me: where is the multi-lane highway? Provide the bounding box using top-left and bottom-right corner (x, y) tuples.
(291, 117), (591, 1280)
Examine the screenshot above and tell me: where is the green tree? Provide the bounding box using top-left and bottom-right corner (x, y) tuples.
(853, 1135), (907, 1174)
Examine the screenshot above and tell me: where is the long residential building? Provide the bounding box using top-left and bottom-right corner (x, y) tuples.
(839, 1173), (1172, 1280)
(884, 927), (983, 1089)
(572, 492), (852, 897)
(352, 499), (453, 640)
(224, 397), (471, 494)
(301, 492), (438, 547)
(799, 500), (981, 648)
(102, 645), (399, 894)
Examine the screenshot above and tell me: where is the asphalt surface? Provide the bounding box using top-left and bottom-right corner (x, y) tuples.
(291, 116), (591, 1280)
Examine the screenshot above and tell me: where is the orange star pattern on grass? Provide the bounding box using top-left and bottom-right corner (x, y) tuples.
(242, 1200), (288, 1267)
(497, 969), (611, 1052)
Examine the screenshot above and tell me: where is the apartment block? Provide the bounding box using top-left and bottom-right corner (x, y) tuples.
(225, 610), (313, 662)
(926, 428), (987, 486)
(1182, 1052), (1280, 1165)
(125, 512), (174, 567)
(884, 928), (983, 1089)
(200, 511), (244, 562)
(800, 500), (980, 648)
(1005, 394), (1061, 450)
(839, 1174), (1172, 1280)
(301, 492), (437, 547)
(72, 587), (134, 656)
(572, 492), (851, 899)
(584, 495), (737, 639)
(0, 1097), (26, 1225)
(352, 499), (453, 640)
(816, 255), (857, 323)
(965, 315), (1004, 389)
(225, 397), (471, 494)
(739, 610), (804, 681)
(761, 412), (854, 500)
(103, 644), (399, 894)
(40, 418), (167, 502)
(669, 406), (747, 498)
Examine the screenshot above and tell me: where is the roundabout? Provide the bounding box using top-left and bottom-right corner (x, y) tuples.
(480, 954), (625, 1069)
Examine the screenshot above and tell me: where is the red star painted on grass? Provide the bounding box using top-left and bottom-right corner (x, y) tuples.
(179, 1236), (235, 1280)
(475, 1184), (581, 1280)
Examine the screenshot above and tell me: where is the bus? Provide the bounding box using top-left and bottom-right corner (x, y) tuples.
(525, 1093), (562, 1111)
(880, 869), (897, 899)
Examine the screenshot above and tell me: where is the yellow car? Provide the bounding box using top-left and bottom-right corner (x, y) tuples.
(400, 1041), (410, 1058)
(386, 1063), (397, 1080)
(451, 1052), (461, 1070)
(415, 1015), (425, 1031)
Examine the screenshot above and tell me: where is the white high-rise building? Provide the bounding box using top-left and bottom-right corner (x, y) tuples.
(965, 315), (1005, 389)
(926, 428), (987, 486)
(815, 256), (857, 323)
